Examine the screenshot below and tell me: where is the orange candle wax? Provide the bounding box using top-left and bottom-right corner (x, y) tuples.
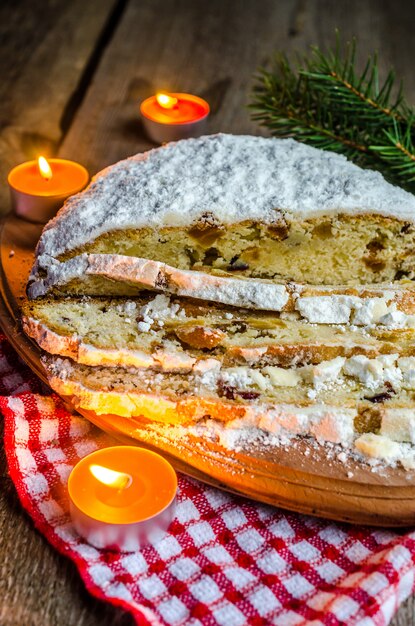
(140, 92), (210, 144)
(68, 446), (177, 551)
(8, 157), (89, 223)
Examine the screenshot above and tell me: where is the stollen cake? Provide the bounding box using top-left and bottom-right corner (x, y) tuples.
(21, 294), (415, 370)
(28, 134), (415, 293)
(42, 353), (415, 467)
(23, 134), (415, 470)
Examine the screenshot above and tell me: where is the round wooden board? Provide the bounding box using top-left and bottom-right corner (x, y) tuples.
(1, 214), (415, 527)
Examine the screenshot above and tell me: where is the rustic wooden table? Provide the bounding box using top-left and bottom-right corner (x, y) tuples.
(1, 0), (415, 624)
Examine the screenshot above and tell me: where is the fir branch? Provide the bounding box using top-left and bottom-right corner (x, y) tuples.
(302, 39), (407, 127)
(371, 121), (415, 181)
(252, 57), (371, 160)
(250, 35), (415, 192)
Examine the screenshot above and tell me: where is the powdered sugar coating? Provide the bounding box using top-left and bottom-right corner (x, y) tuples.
(36, 134), (415, 259)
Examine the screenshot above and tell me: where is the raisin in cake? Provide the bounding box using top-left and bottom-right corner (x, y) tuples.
(23, 134), (415, 469)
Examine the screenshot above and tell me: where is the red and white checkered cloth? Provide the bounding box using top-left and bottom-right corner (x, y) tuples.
(1, 334), (415, 625)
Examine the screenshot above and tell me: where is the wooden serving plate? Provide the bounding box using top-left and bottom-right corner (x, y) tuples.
(1, 214), (415, 527)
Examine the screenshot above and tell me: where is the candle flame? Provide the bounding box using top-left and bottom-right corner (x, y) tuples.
(156, 92), (178, 109)
(38, 156), (53, 181)
(90, 464), (132, 490)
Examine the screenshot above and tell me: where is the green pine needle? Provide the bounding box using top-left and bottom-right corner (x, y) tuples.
(250, 35), (415, 192)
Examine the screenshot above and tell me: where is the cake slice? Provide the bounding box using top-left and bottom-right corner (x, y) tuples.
(29, 135), (415, 293)
(27, 253), (415, 325)
(22, 294), (415, 371)
(43, 355), (415, 462)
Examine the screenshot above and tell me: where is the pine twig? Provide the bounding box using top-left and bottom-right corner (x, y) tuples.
(250, 35), (415, 192)
(371, 120), (415, 182)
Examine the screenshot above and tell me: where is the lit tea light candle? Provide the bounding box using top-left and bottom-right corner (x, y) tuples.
(68, 446), (177, 552)
(8, 156), (89, 223)
(140, 92), (210, 144)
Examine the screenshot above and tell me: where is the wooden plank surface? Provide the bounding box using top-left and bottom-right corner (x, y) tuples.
(2, 0), (415, 623)
(60, 0), (415, 173)
(0, 0), (120, 212)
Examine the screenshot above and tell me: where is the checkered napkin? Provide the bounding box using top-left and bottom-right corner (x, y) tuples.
(1, 335), (415, 625)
